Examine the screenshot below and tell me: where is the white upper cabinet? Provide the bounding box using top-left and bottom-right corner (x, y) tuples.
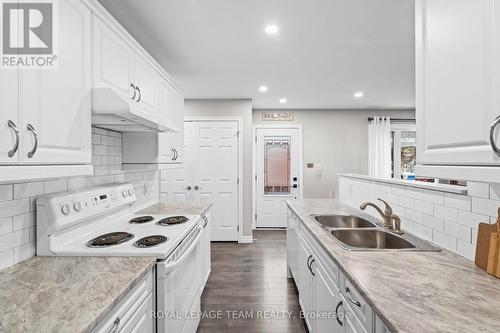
(122, 80), (184, 168)
(92, 14), (172, 130)
(0, 0), (93, 182)
(416, 0), (500, 181)
(19, 0), (92, 164)
(160, 88), (185, 164)
(134, 55), (160, 121)
(92, 16), (135, 100)
(0, 70), (18, 164)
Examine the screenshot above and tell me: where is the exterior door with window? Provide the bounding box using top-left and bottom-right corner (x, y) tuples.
(255, 128), (301, 228)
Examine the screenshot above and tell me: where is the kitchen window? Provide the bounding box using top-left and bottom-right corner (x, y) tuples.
(391, 124), (416, 180)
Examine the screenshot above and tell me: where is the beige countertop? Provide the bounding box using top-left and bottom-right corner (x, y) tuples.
(287, 199), (500, 333)
(139, 201), (212, 216)
(0, 256), (156, 333)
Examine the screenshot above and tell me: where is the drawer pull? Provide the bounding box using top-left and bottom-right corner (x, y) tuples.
(335, 300), (343, 326)
(309, 258), (315, 276)
(306, 254), (312, 270)
(130, 82), (137, 100)
(27, 123), (38, 158)
(135, 86), (141, 102)
(108, 317), (120, 333)
(490, 115), (500, 155)
(7, 120), (19, 157)
(345, 286), (361, 307)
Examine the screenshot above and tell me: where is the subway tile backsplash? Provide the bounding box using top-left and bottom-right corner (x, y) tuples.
(339, 175), (500, 261)
(0, 127), (160, 270)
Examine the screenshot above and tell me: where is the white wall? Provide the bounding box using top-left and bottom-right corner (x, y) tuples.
(339, 175), (500, 260)
(0, 128), (160, 270)
(183, 99), (253, 238)
(253, 109), (415, 198)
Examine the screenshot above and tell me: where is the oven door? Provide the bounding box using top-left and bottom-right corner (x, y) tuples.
(156, 226), (202, 333)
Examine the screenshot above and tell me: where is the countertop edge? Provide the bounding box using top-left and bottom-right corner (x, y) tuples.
(286, 201), (401, 332)
(81, 257), (157, 333)
(138, 202), (213, 216)
(338, 173), (467, 195)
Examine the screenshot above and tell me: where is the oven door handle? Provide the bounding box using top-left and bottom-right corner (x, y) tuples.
(161, 226), (202, 274)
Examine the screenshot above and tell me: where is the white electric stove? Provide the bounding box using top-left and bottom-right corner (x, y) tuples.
(36, 183), (208, 333)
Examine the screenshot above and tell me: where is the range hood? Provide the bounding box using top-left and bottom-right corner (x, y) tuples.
(91, 87), (169, 133)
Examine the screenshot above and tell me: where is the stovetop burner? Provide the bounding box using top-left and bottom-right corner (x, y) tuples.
(87, 232), (134, 248)
(129, 216), (154, 224)
(157, 216), (188, 226)
(135, 235), (168, 248)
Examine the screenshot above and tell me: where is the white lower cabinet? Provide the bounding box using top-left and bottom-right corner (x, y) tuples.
(287, 210), (299, 279)
(120, 293), (154, 333)
(288, 208), (388, 333)
(313, 255), (340, 333)
(92, 269), (155, 333)
(298, 233), (314, 331)
(375, 316), (391, 333)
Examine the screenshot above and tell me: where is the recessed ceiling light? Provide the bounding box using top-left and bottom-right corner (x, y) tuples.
(279, 98), (287, 104)
(259, 85), (268, 93)
(265, 24), (279, 35)
(354, 91), (364, 98)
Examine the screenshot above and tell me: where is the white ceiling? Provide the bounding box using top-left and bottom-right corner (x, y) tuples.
(98, 0), (415, 109)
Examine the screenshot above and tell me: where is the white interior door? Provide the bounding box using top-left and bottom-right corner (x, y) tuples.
(255, 127), (301, 228)
(192, 121), (239, 241)
(161, 121), (240, 241)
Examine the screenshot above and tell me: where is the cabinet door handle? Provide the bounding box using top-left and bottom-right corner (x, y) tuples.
(186, 186), (192, 191)
(130, 82), (136, 100)
(173, 149), (178, 161)
(345, 286), (361, 307)
(306, 254), (312, 270)
(27, 123), (38, 158)
(171, 148), (176, 161)
(135, 86), (141, 102)
(108, 317), (120, 333)
(490, 115), (500, 155)
(202, 215), (209, 228)
(194, 185), (200, 190)
(7, 120), (19, 157)
(335, 300), (343, 326)
(309, 258), (315, 276)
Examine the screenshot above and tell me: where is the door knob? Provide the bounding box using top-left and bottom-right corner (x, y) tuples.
(186, 186), (192, 191)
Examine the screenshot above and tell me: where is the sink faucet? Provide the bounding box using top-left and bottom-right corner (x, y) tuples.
(360, 198), (403, 234)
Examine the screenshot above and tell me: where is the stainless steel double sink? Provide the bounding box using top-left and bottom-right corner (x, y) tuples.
(312, 214), (440, 252)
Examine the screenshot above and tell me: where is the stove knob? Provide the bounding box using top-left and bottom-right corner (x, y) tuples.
(61, 203), (71, 215)
(73, 201), (82, 212)
(128, 189), (134, 196)
(122, 191), (128, 198)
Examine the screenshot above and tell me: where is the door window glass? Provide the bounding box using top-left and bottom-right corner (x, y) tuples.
(264, 138), (291, 194)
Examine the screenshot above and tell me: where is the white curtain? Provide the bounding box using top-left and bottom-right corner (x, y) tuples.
(368, 117), (392, 178)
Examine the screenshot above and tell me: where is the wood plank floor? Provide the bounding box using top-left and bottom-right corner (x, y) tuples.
(197, 230), (308, 333)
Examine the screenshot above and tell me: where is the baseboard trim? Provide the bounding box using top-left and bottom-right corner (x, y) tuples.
(238, 236), (254, 244)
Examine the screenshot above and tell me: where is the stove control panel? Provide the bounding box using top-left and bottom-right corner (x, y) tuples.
(37, 183), (137, 233)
